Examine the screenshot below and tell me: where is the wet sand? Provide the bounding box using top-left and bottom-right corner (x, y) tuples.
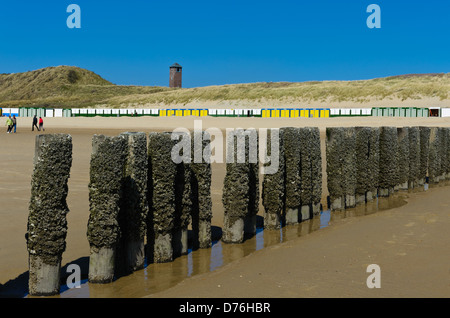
(0, 116), (449, 298)
(149, 184), (450, 298)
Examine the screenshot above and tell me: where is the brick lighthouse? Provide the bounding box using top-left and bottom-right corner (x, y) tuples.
(169, 63), (182, 88)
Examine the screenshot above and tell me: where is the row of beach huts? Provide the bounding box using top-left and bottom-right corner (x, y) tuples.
(1, 106), (449, 118)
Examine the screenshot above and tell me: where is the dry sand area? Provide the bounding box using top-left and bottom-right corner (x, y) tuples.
(0, 116), (449, 298)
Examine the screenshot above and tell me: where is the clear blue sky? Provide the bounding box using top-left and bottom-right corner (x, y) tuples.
(0, 1), (448, 88)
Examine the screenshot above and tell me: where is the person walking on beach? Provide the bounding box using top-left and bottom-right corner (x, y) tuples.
(32, 115), (39, 131)
(6, 116), (13, 133)
(38, 117), (44, 131)
(12, 115), (17, 133)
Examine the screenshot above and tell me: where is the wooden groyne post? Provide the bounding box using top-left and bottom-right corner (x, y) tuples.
(87, 135), (127, 283)
(27, 134), (73, 296)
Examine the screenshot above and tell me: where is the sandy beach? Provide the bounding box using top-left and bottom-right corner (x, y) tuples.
(0, 116), (449, 298)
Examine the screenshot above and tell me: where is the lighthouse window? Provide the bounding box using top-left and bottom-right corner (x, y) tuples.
(177, 68), (181, 72)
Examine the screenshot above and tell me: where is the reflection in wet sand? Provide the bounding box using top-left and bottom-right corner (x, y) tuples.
(56, 190), (411, 298)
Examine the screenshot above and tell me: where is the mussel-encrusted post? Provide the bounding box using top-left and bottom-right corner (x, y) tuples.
(27, 134), (73, 296)
(87, 135), (127, 283)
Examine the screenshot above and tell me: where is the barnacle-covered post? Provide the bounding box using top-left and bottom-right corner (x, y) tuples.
(298, 127), (322, 219)
(299, 128), (312, 220)
(378, 127), (399, 197)
(87, 135), (127, 283)
(342, 127), (357, 208)
(245, 128), (259, 236)
(222, 129), (253, 243)
(172, 131), (193, 255)
(222, 129), (248, 243)
(283, 127), (301, 223)
(428, 127), (442, 184)
(115, 132), (148, 275)
(309, 127), (323, 215)
(147, 132), (177, 263)
(262, 128), (285, 230)
(438, 128), (448, 181)
(408, 127), (421, 189)
(27, 134), (73, 296)
(444, 128), (450, 180)
(326, 127), (356, 210)
(326, 128), (344, 211)
(366, 127), (380, 201)
(396, 127), (410, 190)
(191, 130), (213, 249)
(355, 127), (371, 205)
(419, 127), (430, 186)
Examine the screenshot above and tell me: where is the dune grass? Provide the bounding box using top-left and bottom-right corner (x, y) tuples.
(107, 73), (450, 107)
(0, 66), (448, 108)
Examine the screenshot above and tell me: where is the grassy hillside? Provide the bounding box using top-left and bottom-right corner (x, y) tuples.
(0, 66), (449, 109)
(109, 73), (450, 107)
(0, 66), (172, 108)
